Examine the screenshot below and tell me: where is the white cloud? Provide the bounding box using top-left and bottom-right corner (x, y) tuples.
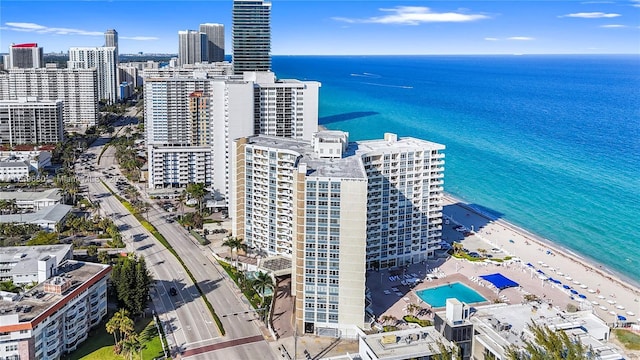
(560, 12), (621, 18)
(332, 6), (489, 25)
(631, 0), (640, 7)
(120, 36), (159, 41)
(507, 36), (535, 41)
(484, 37), (499, 41)
(600, 24), (627, 28)
(4, 22), (103, 36)
(3, 22), (157, 41)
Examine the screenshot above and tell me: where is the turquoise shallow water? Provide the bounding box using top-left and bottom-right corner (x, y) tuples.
(273, 55), (640, 284)
(416, 283), (487, 307)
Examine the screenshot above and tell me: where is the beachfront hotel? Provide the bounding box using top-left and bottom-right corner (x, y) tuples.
(230, 131), (445, 336)
(232, 0), (272, 74)
(0, 250), (110, 360)
(0, 67), (99, 128)
(144, 70), (319, 206)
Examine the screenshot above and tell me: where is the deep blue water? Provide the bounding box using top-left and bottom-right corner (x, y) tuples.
(273, 55), (640, 284)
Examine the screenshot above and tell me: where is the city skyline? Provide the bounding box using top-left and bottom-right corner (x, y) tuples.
(0, 0), (638, 55)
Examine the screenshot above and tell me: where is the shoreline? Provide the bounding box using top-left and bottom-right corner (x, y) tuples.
(443, 192), (640, 295)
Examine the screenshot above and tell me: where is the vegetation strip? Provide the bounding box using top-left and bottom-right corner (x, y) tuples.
(100, 180), (226, 336)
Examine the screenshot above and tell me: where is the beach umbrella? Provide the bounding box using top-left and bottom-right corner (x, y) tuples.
(617, 315), (627, 321)
(578, 294), (587, 299)
(563, 285), (571, 290)
(570, 289), (579, 295)
(626, 311), (635, 316)
(526, 263), (534, 267)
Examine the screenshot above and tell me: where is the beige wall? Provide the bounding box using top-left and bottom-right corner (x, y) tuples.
(337, 178), (368, 328)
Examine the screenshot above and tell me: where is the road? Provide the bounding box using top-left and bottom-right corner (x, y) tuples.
(80, 108), (277, 359)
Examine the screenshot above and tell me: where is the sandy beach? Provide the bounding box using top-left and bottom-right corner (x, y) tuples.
(371, 194), (640, 341)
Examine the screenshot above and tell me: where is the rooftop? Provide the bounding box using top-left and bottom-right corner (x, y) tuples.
(361, 326), (453, 359)
(1, 188), (61, 202)
(0, 260), (110, 329)
(0, 204), (71, 225)
(0, 245), (72, 276)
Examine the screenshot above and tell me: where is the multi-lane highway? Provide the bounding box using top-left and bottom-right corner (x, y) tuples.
(78, 112), (278, 359)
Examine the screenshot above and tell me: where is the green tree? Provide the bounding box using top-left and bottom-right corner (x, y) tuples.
(186, 183), (207, 214)
(110, 255), (153, 316)
(97, 250), (111, 264)
(222, 237), (247, 269)
(26, 231), (58, 246)
(105, 308), (135, 349)
(252, 271), (274, 306)
(379, 315), (397, 326)
(87, 245), (98, 258)
(506, 322), (595, 360)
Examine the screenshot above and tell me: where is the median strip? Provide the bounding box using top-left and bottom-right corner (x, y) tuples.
(100, 180), (226, 336)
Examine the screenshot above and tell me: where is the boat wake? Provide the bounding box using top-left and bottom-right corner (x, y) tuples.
(361, 82), (413, 89)
(350, 72), (381, 78)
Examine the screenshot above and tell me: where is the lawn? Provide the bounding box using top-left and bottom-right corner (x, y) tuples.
(62, 314), (165, 360)
(613, 329), (640, 350)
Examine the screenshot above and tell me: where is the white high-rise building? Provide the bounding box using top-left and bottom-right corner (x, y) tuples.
(231, 131), (445, 335)
(68, 47), (118, 104)
(144, 70), (319, 205)
(178, 30), (208, 66)
(8, 43), (44, 69)
(0, 68), (99, 128)
(199, 23), (225, 63)
(0, 97), (64, 146)
(232, 0), (271, 74)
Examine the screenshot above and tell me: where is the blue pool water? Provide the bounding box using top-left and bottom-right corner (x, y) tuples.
(416, 283), (487, 307)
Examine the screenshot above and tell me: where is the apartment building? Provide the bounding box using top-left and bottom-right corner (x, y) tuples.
(8, 43), (44, 69)
(0, 245), (72, 284)
(144, 70), (319, 207)
(0, 68), (99, 128)
(199, 23), (225, 63)
(0, 259), (110, 360)
(231, 131), (445, 336)
(0, 97), (64, 146)
(232, 0), (272, 73)
(178, 30), (208, 66)
(68, 47), (118, 104)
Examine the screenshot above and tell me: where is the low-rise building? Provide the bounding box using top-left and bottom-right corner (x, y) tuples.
(0, 259), (110, 360)
(358, 327), (454, 360)
(0, 204), (71, 231)
(0, 245), (72, 284)
(0, 161), (29, 182)
(1, 188), (62, 210)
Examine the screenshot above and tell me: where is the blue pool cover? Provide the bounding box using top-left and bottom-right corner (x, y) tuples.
(479, 273), (519, 290)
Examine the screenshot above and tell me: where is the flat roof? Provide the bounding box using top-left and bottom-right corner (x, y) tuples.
(362, 326), (453, 359)
(0, 260), (111, 329)
(1, 188), (61, 202)
(0, 245), (72, 276)
(0, 204), (71, 225)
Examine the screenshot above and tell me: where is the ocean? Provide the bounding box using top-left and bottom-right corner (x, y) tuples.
(272, 55), (640, 284)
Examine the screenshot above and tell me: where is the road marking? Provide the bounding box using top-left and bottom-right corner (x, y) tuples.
(181, 335), (265, 358)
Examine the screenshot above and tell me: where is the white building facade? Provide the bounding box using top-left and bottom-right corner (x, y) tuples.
(178, 30), (208, 66)
(0, 68), (99, 128)
(0, 98), (64, 146)
(68, 47), (118, 104)
(231, 131), (445, 336)
(144, 70), (319, 206)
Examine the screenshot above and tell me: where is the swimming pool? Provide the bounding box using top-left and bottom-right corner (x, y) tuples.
(416, 282), (486, 308)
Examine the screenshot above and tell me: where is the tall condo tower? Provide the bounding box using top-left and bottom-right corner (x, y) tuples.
(68, 47), (118, 104)
(199, 23), (225, 63)
(104, 29), (119, 62)
(232, 0), (271, 74)
(8, 43), (44, 69)
(178, 30), (208, 66)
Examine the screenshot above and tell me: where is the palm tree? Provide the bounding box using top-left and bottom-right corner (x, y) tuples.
(506, 322), (595, 360)
(252, 271), (274, 304)
(379, 315), (397, 326)
(222, 237), (247, 269)
(186, 183), (207, 214)
(105, 308), (134, 347)
(406, 302), (421, 317)
(452, 242), (464, 255)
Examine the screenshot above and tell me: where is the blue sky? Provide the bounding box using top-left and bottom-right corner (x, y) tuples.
(1, 0), (639, 55)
